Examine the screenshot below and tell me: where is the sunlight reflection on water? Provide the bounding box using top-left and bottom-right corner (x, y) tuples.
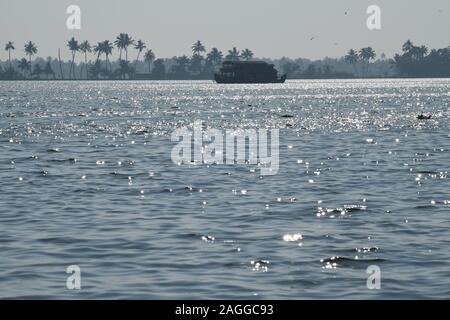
(0, 79), (450, 299)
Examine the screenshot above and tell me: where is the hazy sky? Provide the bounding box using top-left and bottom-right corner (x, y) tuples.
(1, 0), (449, 61)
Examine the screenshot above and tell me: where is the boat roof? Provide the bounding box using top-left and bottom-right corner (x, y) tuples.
(223, 60), (269, 64)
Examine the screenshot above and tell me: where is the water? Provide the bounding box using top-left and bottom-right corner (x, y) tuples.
(1, 79), (450, 299)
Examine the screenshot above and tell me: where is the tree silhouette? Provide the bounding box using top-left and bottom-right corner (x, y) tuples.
(192, 40), (206, 56)
(115, 33), (125, 60)
(5, 41), (15, 72)
(393, 40), (449, 77)
(411, 45), (428, 60)
(152, 59), (166, 79)
(89, 60), (102, 80)
(93, 41), (113, 77)
(115, 33), (133, 62)
(402, 40), (414, 53)
(171, 55), (190, 78)
(94, 42), (103, 62)
(345, 49), (359, 76)
(144, 49), (155, 73)
(102, 40), (114, 73)
(67, 37), (79, 79)
(24, 41), (38, 78)
(206, 48), (223, 66)
(281, 60), (300, 78)
(79, 41), (91, 79)
(32, 63), (43, 79)
(134, 40), (146, 71)
(359, 47), (376, 77)
(226, 47), (240, 61)
(118, 60), (133, 79)
(189, 54), (203, 75)
(18, 58), (30, 78)
(240, 49), (254, 61)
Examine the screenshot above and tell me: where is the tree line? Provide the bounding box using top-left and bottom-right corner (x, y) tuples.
(0, 35), (254, 80)
(1, 37), (449, 80)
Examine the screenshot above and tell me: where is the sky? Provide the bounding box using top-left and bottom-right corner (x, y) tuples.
(1, 0), (449, 61)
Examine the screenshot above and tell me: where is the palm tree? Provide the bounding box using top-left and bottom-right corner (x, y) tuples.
(102, 40), (114, 72)
(17, 58), (30, 78)
(144, 49), (155, 73)
(114, 33), (125, 60)
(94, 42), (103, 62)
(206, 48), (223, 65)
(67, 37), (79, 79)
(94, 41), (113, 73)
(114, 33), (133, 62)
(240, 49), (254, 61)
(123, 35), (134, 62)
(79, 41), (91, 79)
(24, 41), (38, 78)
(359, 47), (376, 77)
(134, 40), (146, 71)
(226, 47), (240, 61)
(5, 41), (15, 71)
(345, 49), (359, 76)
(192, 40), (206, 56)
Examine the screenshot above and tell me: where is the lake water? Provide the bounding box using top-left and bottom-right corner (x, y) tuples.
(1, 79), (450, 299)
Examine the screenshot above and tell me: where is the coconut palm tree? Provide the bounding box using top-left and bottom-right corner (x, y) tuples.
(5, 41), (15, 71)
(94, 42), (103, 62)
(17, 58), (30, 78)
(359, 47), (376, 77)
(226, 47), (240, 61)
(79, 41), (91, 79)
(102, 40), (114, 72)
(345, 49), (359, 76)
(123, 35), (134, 63)
(115, 33), (133, 62)
(144, 49), (155, 73)
(67, 37), (79, 79)
(206, 48), (223, 66)
(24, 41), (38, 78)
(240, 49), (254, 61)
(192, 40), (206, 56)
(114, 33), (125, 60)
(94, 41), (113, 74)
(134, 40), (146, 71)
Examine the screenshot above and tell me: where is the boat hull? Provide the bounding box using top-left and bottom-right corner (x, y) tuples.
(214, 74), (287, 84)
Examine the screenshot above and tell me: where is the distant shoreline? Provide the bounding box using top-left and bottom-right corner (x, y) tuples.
(2, 39), (450, 81)
(2, 76), (450, 82)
